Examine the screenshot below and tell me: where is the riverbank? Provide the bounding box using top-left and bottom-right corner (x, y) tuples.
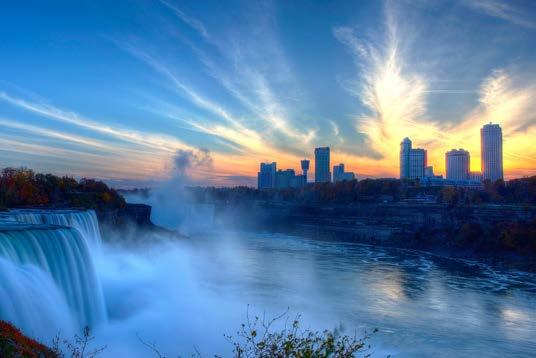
(214, 201), (536, 271)
(287, 223), (536, 273)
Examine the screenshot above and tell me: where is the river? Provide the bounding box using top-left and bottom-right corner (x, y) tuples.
(1, 209), (535, 357)
(96, 229), (536, 357)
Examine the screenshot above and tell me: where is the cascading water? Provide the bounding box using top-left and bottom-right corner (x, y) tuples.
(0, 257), (75, 340)
(0, 210), (107, 340)
(7, 209), (103, 249)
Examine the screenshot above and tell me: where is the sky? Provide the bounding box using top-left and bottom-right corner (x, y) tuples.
(0, 0), (535, 187)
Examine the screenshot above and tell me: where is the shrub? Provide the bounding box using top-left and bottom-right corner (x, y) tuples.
(222, 310), (377, 358)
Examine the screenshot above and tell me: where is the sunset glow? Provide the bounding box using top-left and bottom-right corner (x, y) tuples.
(0, 1), (535, 186)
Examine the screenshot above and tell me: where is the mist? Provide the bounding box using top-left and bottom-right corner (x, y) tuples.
(124, 149), (215, 235)
(89, 231), (329, 357)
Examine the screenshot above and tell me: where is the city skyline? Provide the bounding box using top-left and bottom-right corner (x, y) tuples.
(0, 1), (536, 187)
(259, 121), (502, 189)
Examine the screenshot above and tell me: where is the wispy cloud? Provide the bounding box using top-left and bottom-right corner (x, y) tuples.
(0, 117), (110, 150)
(0, 91), (186, 153)
(159, 0), (210, 39)
(119, 1), (316, 170)
(449, 69), (536, 174)
(462, 0), (536, 29)
(163, 0), (317, 148)
(334, 2), (536, 178)
(333, 7), (440, 167)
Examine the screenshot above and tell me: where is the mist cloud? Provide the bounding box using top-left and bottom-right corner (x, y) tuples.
(173, 148), (213, 177)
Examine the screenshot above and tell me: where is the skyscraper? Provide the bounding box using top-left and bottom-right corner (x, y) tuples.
(481, 123), (503, 181)
(314, 147), (331, 183)
(300, 159), (310, 183)
(446, 149), (470, 180)
(400, 138), (411, 179)
(257, 162), (276, 190)
(400, 138), (427, 179)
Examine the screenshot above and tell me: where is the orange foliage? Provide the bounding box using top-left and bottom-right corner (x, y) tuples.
(0, 320), (56, 357)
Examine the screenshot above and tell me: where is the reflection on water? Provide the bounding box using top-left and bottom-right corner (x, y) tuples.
(180, 230), (536, 357)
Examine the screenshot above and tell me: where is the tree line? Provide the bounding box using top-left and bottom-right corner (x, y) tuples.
(0, 168), (125, 211)
(187, 176), (536, 206)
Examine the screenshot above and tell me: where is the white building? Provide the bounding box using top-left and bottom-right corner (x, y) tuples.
(315, 147), (331, 183)
(481, 123), (503, 181)
(446, 149), (470, 180)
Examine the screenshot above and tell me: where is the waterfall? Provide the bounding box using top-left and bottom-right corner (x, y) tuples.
(7, 209), (102, 249)
(0, 257), (76, 340)
(0, 210), (107, 339)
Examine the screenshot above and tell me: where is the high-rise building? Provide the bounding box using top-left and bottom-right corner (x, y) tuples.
(446, 149), (470, 180)
(400, 138), (427, 179)
(315, 147), (331, 183)
(300, 159), (310, 183)
(400, 138), (412, 179)
(257, 162), (276, 190)
(409, 149), (427, 179)
(481, 123), (503, 181)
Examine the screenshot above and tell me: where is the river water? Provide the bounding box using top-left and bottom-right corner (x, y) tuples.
(95, 229), (536, 357)
(2, 208), (535, 357)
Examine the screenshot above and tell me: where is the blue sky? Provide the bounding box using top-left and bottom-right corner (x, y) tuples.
(0, 0), (535, 187)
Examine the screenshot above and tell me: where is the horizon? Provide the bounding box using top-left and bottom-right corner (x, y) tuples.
(1, 1), (536, 187)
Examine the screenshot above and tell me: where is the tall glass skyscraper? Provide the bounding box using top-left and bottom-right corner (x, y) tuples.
(314, 147), (331, 183)
(481, 123), (503, 181)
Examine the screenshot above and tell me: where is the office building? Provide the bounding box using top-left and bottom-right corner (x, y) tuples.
(446, 149), (470, 180)
(409, 148), (427, 179)
(481, 123), (503, 181)
(275, 169), (295, 189)
(257, 162), (276, 190)
(315, 147), (331, 183)
(333, 163), (355, 182)
(400, 138), (427, 179)
(333, 164), (344, 182)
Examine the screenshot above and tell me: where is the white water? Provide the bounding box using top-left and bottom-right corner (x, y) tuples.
(0, 257), (75, 339)
(7, 209), (103, 249)
(1, 209), (536, 357)
(0, 210), (106, 341)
